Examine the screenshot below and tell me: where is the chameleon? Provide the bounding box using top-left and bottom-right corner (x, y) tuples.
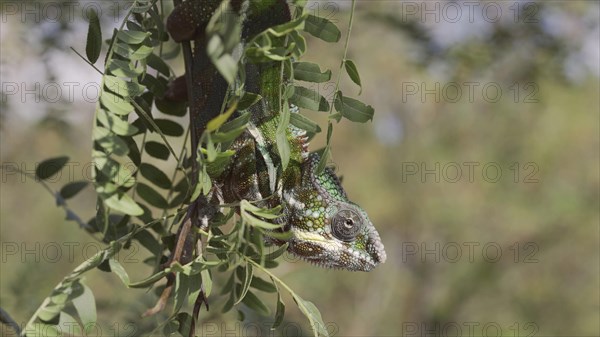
(166, 0), (386, 272)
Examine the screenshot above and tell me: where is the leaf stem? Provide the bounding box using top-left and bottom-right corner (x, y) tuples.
(244, 256), (322, 336)
(317, 0), (357, 173)
(329, 0), (357, 113)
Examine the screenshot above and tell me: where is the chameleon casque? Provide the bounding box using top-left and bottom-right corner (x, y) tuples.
(166, 0), (386, 271)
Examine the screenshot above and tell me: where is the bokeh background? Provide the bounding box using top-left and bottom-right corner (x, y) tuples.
(1, 1), (599, 336)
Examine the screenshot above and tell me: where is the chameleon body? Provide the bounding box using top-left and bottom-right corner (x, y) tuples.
(167, 0), (386, 271)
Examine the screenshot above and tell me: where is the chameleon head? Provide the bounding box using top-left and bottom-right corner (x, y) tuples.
(282, 154), (387, 271)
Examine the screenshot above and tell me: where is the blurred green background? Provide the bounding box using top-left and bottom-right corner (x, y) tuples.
(1, 1), (598, 336)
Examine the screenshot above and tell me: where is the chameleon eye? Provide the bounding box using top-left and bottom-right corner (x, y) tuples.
(332, 209), (362, 242)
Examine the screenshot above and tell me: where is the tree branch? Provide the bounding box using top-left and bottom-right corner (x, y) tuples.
(0, 307), (22, 336)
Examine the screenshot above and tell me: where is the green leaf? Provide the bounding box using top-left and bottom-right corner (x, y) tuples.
(126, 43), (154, 60)
(174, 272), (190, 314)
(290, 30), (307, 57)
(147, 53), (170, 77)
(212, 112), (250, 143)
(117, 30), (150, 44)
(334, 91), (374, 123)
(108, 59), (143, 78)
(128, 270), (167, 288)
(272, 279), (285, 329)
(294, 0), (308, 8)
(125, 136), (142, 165)
(211, 126), (247, 144)
(241, 212), (282, 229)
(96, 109), (139, 136)
(140, 74), (167, 98)
(36, 156), (69, 180)
(145, 141), (170, 160)
(94, 156), (135, 189)
(264, 243), (288, 261)
(213, 54), (237, 85)
(163, 319), (178, 336)
(130, 45), (154, 61)
(267, 13), (307, 36)
(177, 312), (193, 337)
(134, 230), (161, 254)
(60, 181), (89, 199)
(72, 283), (97, 327)
(316, 146), (330, 176)
(38, 303), (61, 323)
(109, 258), (130, 285)
(294, 296), (329, 337)
(242, 291), (270, 316)
(293, 62), (331, 83)
(93, 127), (130, 156)
(234, 264), (253, 305)
(155, 96), (187, 117)
(139, 163), (172, 189)
(59, 312), (83, 336)
(203, 135), (216, 164)
(190, 165), (212, 200)
(220, 111), (250, 133)
(289, 86), (329, 112)
(207, 34), (224, 56)
(104, 76), (144, 97)
(103, 193), (144, 216)
(304, 14), (341, 43)
(242, 202), (282, 220)
(85, 9), (102, 63)
(112, 41), (132, 59)
(237, 93), (262, 110)
(100, 91), (134, 116)
(162, 43), (181, 60)
(208, 38), (238, 84)
(344, 59), (362, 94)
(137, 183), (169, 209)
(270, 13), (307, 36)
(276, 103), (291, 170)
(250, 277), (277, 293)
(290, 112), (321, 133)
(201, 268), (212, 297)
(202, 149), (235, 177)
(222, 294), (234, 314)
(155, 119), (184, 137)
(207, 102), (238, 132)
(187, 271), (202, 308)
(263, 230), (293, 241)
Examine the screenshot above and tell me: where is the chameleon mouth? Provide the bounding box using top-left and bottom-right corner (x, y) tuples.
(287, 230), (386, 272)
(290, 249), (377, 271)
(368, 229), (387, 265)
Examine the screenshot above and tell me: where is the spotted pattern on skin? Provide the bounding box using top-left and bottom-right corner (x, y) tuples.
(218, 109), (386, 271)
(282, 153), (387, 271)
(210, 20), (385, 271)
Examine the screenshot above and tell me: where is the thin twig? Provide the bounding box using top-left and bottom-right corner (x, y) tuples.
(147, 0), (202, 318)
(0, 307), (22, 336)
(142, 273), (175, 317)
(69, 47), (103, 75)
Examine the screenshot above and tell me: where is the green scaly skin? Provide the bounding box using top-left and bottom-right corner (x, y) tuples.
(168, 0), (386, 272)
(221, 61), (386, 271)
(222, 7), (386, 271)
